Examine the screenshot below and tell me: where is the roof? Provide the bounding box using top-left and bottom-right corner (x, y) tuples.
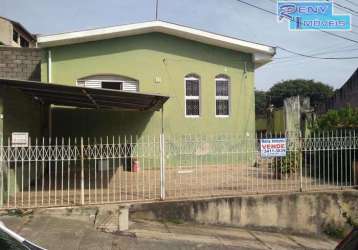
(37, 21), (276, 67)
(0, 16), (36, 41)
(0, 79), (169, 111)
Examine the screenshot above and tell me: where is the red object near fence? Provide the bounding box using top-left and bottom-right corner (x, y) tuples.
(132, 159), (140, 172)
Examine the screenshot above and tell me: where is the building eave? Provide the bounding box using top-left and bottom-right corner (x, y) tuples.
(37, 21), (276, 66)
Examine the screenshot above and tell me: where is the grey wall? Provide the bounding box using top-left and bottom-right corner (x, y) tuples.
(0, 46), (42, 81)
(130, 191), (358, 235)
(0, 46), (46, 141)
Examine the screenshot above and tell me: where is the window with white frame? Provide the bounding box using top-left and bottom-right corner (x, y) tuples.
(215, 75), (230, 116)
(185, 74), (200, 117)
(76, 74), (138, 92)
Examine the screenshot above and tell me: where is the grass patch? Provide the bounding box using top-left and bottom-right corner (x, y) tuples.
(323, 224), (346, 239)
(161, 218), (184, 225)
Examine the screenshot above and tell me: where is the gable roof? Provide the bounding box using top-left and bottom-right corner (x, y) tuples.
(37, 21), (276, 68)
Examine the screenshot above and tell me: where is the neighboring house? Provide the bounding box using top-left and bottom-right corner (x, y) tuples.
(0, 16), (36, 48)
(255, 96), (314, 135)
(1, 20), (275, 141)
(0, 17), (42, 142)
(319, 68), (358, 113)
(35, 21), (275, 138)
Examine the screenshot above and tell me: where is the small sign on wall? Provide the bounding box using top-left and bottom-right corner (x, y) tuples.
(260, 138), (287, 158)
(11, 132), (29, 147)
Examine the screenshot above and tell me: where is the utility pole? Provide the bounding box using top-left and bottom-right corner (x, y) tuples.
(155, 0), (159, 20)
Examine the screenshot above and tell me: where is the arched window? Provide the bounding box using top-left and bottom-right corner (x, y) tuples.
(215, 75), (230, 117)
(185, 74), (200, 117)
(76, 74), (139, 92)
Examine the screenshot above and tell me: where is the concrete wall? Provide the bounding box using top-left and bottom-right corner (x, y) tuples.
(0, 46), (44, 140)
(0, 17), (36, 48)
(0, 46), (42, 80)
(0, 18), (12, 46)
(41, 32), (255, 138)
(130, 191), (358, 235)
(255, 109), (285, 134)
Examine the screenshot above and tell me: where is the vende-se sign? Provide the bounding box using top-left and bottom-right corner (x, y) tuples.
(260, 138), (287, 158)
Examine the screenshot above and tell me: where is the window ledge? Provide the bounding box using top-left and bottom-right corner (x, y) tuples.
(185, 115), (200, 118)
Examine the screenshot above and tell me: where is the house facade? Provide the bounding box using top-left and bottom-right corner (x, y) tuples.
(319, 68), (358, 114)
(0, 16), (36, 48)
(38, 21), (275, 138)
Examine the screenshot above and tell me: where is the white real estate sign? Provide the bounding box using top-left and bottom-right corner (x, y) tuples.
(11, 132), (29, 147)
(260, 138), (287, 158)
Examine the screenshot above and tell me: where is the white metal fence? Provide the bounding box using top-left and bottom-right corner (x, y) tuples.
(0, 131), (357, 209)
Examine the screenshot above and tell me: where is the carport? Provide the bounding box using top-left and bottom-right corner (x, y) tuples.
(0, 78), (169, 139)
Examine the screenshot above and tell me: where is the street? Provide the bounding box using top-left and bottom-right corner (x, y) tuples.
(0, 214), (338, 250)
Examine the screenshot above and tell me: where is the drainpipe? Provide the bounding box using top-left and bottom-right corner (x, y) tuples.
(48, 106), (52, 138)
(160, 107), (165, 200)
(48, 50), (52, 83)
(0, 95), (3, 207)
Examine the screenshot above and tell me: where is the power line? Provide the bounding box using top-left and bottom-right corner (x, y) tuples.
(274, 45), (358, 60)
(277, 46), (358, 59)
(343, 0), (358, 8)
(332, 1), (358, 16)
(234, 0), (358, 45)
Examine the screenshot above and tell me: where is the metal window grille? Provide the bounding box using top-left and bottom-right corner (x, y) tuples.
(215, 77), (229, 116)
(185, 76), (200, 116)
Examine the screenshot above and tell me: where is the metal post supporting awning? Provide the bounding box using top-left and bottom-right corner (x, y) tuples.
(0, 78), (169, 111)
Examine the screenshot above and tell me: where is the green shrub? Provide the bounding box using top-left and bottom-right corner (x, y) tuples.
(272, 151), (299, 178)
(313, 107), (358, 130)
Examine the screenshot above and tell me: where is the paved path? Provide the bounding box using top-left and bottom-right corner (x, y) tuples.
(1, 214), (338, 250)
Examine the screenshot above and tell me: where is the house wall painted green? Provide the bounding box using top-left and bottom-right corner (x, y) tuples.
(0, 87), (47, 141)
(41, 32), (255, 138)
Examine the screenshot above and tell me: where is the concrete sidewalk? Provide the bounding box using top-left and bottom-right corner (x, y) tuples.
(0, 214), (338, 250)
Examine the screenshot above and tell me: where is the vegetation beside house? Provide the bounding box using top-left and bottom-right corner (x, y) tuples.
(255, 79), (334, 133)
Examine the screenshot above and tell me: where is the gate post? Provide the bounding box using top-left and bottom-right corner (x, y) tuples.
(299, 131), (303, 192)
(0, 136), (3, 207)
(160, 133), (165, 200)
(80, 137), (85, 205)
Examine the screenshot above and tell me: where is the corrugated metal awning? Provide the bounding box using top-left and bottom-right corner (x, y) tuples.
(0, 79), (169, 111)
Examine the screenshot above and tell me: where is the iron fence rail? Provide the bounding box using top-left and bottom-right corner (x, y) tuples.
(0, 131), (357, 209)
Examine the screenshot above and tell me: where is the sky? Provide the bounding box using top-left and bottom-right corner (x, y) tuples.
(1, 0), (358, 90)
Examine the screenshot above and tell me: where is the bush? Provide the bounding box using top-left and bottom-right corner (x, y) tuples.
(313, 107), (358, 130)
(272, 151), (299, 178)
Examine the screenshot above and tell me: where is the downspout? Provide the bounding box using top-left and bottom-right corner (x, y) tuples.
(47, 49), (52, 137)
(48, 50), (52, 83)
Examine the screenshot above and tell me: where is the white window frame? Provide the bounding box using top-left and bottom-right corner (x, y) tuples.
(184, 75), (201, 118)
(215, 76), (230, 118)
(76, 78), (139, 92)
(76, 79), (123, 89)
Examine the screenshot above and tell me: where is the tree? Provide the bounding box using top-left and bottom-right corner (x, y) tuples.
(255, 90), (268, 116)
(268, 79), (334, 108)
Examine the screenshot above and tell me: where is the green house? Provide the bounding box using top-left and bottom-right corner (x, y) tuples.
(0, 21), (275, 207)
(36, 21), (275, 138)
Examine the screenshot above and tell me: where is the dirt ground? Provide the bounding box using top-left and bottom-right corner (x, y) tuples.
(2, 163), (344, 209)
